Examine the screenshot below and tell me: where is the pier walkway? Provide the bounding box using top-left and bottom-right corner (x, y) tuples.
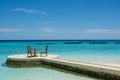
(6, 54), (120, 80)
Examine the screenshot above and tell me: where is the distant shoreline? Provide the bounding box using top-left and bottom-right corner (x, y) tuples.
(0, 39), (120, 42)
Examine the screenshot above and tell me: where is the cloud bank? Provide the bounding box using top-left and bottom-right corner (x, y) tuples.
(1, 27), (120, 39)
(81, 29), (120, 34)
(0, 28), (26, 32)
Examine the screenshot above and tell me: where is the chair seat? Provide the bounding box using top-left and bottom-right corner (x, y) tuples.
(27, 53), (38, 57)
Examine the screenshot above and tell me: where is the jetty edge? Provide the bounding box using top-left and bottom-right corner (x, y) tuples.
(6, 54), (120, 80)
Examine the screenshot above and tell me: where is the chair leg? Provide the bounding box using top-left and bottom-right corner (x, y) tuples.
(40, 53), (42, 57)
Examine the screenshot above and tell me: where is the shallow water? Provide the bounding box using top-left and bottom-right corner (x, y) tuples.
(1, 40), (120, 80)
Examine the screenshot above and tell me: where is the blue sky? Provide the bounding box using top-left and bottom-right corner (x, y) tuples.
(0, 0), (120, 40)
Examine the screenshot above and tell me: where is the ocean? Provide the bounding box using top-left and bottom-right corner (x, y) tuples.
(1, 40), (120, 80)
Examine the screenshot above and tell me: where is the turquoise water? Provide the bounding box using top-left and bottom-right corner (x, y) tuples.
(1, 40), (120, 80)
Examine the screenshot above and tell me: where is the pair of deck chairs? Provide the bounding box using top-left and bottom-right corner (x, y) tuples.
(26, 45), (48, 57)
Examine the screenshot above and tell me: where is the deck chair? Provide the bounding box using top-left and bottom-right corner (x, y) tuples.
(26, 46), (37, 57)
(40, 45), (48, 57)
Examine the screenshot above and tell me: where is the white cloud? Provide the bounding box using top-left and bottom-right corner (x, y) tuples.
(12, 8), (34, 13)
(39, 27), (58, 33)
(12, 8), (47, 15)
(0, 28), (26, 32)
(81, 29), (120, 34)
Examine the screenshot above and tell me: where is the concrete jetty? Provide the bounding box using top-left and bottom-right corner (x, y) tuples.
(6, 54), (120, 80)
(6, 54), (59, 66)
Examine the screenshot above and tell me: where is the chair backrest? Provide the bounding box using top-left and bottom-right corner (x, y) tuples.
(26, 46), (32, 54)
(45, 45), (48, 53)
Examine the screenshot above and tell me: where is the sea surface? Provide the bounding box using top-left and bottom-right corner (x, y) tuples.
(1, 40), (120, 80)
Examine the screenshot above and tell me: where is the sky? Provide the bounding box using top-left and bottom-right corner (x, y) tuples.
(0, 0), (120, 40)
